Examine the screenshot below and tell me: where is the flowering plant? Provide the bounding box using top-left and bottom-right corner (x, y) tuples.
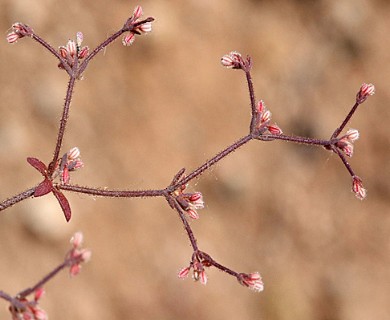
(0, 4), (375, 319)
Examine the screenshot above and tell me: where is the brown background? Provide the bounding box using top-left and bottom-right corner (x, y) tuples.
(1, 0), (389, 319)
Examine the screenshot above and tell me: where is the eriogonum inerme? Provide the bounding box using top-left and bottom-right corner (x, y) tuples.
(0, 5), (377, 311)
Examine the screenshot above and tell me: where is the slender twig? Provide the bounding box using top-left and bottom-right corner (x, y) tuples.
(48, 76), (77, 174)
(0, 187), (35, 211)
(331, 101), (360, 139)
(31, 34), (73, 75)
(175, 134), (253, 188)
(17, 260), (69, 299)
(170, 197), (198, 251)
(58, 184), (164, 198)
(258, 133), (334, 146)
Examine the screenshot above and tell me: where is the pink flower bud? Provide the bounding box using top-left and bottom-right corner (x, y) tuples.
(138, 22), (152, 33)
(238, 272), (264, 292)
(189, 192), (204, 210)
(256, 100), (266, 114)
(356, 83), (375, 104)
(71, 231), (84, 248)
(122, 33), (136, 46)
(345, 128), (359, 142)
(352, 176), (366, 200)
(76, 32), (83, 47)
(66, 40), (77, 58)
(337, 139), (354, 157)
(267, 124), (283, 135)
(32, 307), (48, 320)
(70, 263), (81, 276)
(6, 31), (19, 43)
(261, 110), (272, 124)
(178, 266), (191, 279)
(78, 46), (89, 59)
(34, 288), (45, 301)
(199, 270), (207, 285)
(80, 249), (92, 262)
(68, 147), (80, 160)
(133, 5), (143, 21)
(220, 51), (243, 69)
(187, 208), (199, 220)
(59, 46), (68, 58)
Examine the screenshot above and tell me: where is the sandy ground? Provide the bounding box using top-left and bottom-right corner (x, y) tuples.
(1, 0), (389, 319)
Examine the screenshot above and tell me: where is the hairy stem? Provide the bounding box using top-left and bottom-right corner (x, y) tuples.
(17, 260), (69, 299)
(171, 198), (198, 251)
(258, 133), (333, 146)
(78, 29), (124, 75)
(58, 184), (164, 198)
(0, 187), (35, 211)
(31, 34), (73, 75)
(331, 101), (360, 139)
(175, 134), (253, 188)
(49, 76), (77, 174)
(245, 70), (257, 132)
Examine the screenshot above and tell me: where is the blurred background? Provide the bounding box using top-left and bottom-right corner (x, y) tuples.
(0, 0), (389, 319)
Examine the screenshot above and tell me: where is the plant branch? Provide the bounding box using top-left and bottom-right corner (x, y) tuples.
(48, 76), (77, 174)
(31, 33), (73, 75)
(175, 134), (253, 188)
(0, 187), (35, 211)
(58, 184), (164, 198)
(16, 260), (69, 299)
(170, 197), (198, 251)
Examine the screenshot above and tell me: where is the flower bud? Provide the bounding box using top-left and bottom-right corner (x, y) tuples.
(221, 51), (243, 69)
(356, 83), (375, 104)
(122, 33), (135, 46)
(352, 176), (366, 200)
(267, 124), (283, 135)
(76, 32), (83, 47)
(138, 22), (152, 33)
(133, 5), (143, 21)
(345, 128), (359, 142)
(6, 32), (19, 43)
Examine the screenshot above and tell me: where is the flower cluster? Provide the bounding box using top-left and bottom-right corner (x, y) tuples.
(237, 272), (264, 292)
(8, 288), (47, 320)
(58, 32), (89, 71)
(336, 128), (359, 157)
(221, 51), (244, 69)
(221, 51), (252, 71)
(178, 252), (211, 285)
(356, 83), (375, 104)
(352, 175), (367, 200)
(67, 232), (92, 276)
(253, 100), (283, 136)
(173, 184), (205, 220)
(56, 147), (84, 184)
(122, 6), (154, 46)
(6, 22), (34, 44)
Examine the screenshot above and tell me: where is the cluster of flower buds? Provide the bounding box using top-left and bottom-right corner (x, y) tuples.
(67, 232), (92, 276)
(178, 252), (211, 285)
(8, 288), (47, 320)
(6, 22), (34, 44)
(356, 83), (375, 104)
(237, 272), (264, 292)
(58, 32), (89, 71)
(122, 6), (154, 46)
(220, 51), (252, 71)
(352, 175), (367, 200)
(336, 128), (359, 157)
(253, 100), (283, 136)
(173, 183), (204, 220)
(55, 147), (84, 185)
